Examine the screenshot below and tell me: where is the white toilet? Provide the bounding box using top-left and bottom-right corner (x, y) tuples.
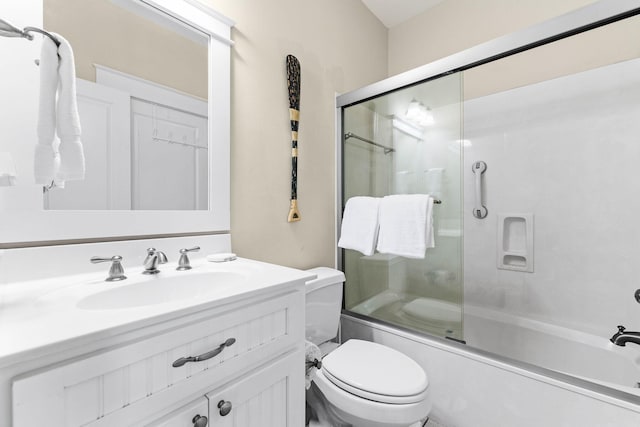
(305, 267), (432, 427)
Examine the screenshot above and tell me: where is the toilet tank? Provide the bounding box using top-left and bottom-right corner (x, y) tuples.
(305, 267), (345, 345)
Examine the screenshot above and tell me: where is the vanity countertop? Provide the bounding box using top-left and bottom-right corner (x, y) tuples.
(0, 257), (315, 368)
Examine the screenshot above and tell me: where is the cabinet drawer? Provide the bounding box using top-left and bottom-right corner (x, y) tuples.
(13, 290), (303, 427)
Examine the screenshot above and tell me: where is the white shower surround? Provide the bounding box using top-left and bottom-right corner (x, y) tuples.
(463, 58), (640, 339)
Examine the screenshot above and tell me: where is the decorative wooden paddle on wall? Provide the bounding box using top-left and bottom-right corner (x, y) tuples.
(286, 54), (301, 222)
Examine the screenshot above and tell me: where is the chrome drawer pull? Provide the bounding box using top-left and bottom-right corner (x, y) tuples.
(172, 338), (236, 367)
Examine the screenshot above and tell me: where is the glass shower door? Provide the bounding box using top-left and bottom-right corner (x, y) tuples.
(341, 72), (464, 340)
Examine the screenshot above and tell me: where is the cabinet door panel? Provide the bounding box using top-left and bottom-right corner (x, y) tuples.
(206, 350), (304, 427)
(146, 397), (208, 427)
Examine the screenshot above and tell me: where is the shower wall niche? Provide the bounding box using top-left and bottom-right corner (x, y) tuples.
(341, 73), (464, 340)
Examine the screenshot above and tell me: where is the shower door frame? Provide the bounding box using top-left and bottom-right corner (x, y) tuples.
(336, 0), (640, 405)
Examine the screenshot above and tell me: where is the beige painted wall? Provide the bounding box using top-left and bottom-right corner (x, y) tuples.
(44, 0), (207, 99)
(197, 0), (388, 269)
(180, 0), (636, 271)
(388, 0), (597, 76)
(464, 14), (640, 99)
(388, 0), (640, 99)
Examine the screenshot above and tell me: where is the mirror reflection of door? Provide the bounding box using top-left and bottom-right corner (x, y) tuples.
(45, 84), (208, 211)
(43, 0), (208, 211)
(131, 100), (208, 211)
(44, 80), (131, 210)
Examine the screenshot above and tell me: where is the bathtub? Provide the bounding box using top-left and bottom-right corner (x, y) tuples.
(350, 291), (640, 393)
(341, 312), (640, 426)
(350, 290), (464, 340)
(463, 304), (640, 394)
(344, 292), (640, 425)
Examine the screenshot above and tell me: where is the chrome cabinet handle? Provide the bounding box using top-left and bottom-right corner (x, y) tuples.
(192, 414), (208, 427)
(172, 338), (236, 367)
(217, 400), (232, 416)
(90, 255), (127, 282)
(177, 246), (201, 271)
(472, 161), (488, 219)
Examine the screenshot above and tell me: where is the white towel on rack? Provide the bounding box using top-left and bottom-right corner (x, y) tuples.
(34, 36), (60, 185)
(376, 194), (435, 259)
(338, 196), (380, 256)
(54, 33), (84, 181)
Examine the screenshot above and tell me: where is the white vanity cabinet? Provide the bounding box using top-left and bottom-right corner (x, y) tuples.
(11, 286), (305, 426)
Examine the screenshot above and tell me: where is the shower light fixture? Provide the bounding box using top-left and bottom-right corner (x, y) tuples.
(405, 99), (435, 127)
(406, 99), (422, 120)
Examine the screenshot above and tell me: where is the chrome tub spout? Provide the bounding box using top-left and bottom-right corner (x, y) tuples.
(610, 325), (640, 347)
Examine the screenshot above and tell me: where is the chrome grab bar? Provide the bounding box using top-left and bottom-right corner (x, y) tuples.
(472, 161), (488, 219)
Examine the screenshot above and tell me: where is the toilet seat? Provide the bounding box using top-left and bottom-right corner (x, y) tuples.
(321, 339), (428, 404)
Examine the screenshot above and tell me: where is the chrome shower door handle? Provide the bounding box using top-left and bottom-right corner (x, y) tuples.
(472, 161), (488, 219)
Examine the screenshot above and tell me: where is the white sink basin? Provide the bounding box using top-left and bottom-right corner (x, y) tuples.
(77, 271), (249, 310)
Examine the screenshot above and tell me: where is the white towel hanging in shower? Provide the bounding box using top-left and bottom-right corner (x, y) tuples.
(338, 196), (380, 256)
(376, 194), (434, 259)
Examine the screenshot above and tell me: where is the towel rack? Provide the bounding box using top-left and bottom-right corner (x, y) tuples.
(0, 18), (60, 47)
(345, 132), (395, 154)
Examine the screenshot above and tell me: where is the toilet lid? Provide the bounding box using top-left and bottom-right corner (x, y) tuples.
(321, 339), (428, 404)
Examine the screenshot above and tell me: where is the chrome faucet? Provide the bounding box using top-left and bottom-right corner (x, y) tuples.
(143, 248), (168, 275)
(610, 325), (640, 347)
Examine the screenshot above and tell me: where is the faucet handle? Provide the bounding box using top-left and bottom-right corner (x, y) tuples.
(90, 255), (127, 282)
(91, 255), (121, 263)
(177, 246), (200, 271)
(617, 325), (626, 333)
(180, 246), (201, 254)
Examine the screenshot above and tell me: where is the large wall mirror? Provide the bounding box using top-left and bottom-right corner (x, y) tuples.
(0, 0), (232, 245)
